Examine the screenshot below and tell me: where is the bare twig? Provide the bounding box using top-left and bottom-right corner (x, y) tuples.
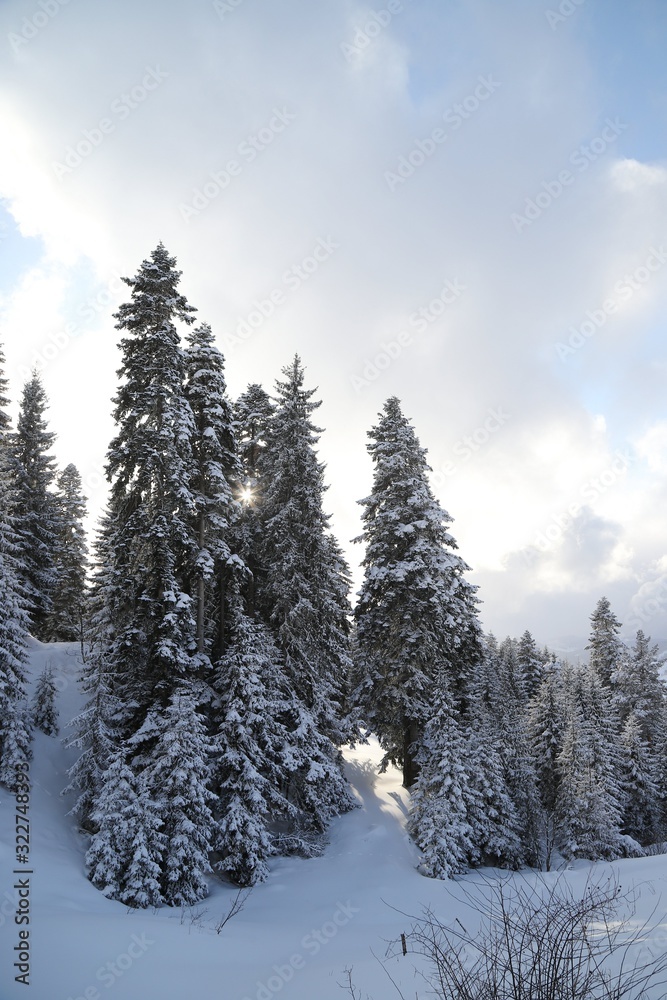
(349, 870), (667, 1000)
(215, 886), (252, 934)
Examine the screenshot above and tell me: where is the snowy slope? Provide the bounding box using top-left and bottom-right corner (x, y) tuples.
(2, 642), (667, 1000)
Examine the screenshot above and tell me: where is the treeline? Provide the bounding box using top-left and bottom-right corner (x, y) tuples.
(407, 611), (667, 877)
(0, 243), (664, 906)
(350, 399), (667, 875)
(0, 355), (88, 787)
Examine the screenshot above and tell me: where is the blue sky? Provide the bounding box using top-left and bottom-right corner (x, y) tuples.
(0, 204), (42, 292)
(0, 0), (666, 648)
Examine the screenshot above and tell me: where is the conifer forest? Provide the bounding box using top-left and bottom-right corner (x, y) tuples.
(1, 243), (666, 910)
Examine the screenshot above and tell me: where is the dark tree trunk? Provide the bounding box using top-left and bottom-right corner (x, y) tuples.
(246, 561), (256, 618)
(196, 511), (206, 654)
(217, 567), (227, 658)
(402, 718), (421, 789)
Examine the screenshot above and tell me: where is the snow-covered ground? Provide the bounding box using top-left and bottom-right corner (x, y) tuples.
(3, 641), (667, 1000)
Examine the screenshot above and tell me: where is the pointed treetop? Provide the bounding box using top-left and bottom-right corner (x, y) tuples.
(586, 596), (623, 685)
(114, 243), (196, 333)
(0, 343), (11, 442)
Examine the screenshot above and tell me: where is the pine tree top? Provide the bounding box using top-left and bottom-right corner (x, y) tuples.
(16, 372), (57, 463)
(114, 243), (196, 336)
(0, 343), (11, 443)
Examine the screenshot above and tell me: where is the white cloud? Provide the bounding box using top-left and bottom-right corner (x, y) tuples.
(610, 158), (667, 193)
(0, 0), (666, 644)
(635, 421), (667, 474)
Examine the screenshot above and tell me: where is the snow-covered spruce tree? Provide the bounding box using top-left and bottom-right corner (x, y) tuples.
(277, 682), (357, 836)
(12, 372), (59, 638)
(555, 666), (625, 861)
(517, 629), (546, 702)
(353, 396), (482, 787)
(619, 710), (661, 846)
(0, 347), (33, 788)
(212, 598), (295, 885)
(0, 704), (32, 790)
(407, 676), (475, 878)
(611, 630), (665, 740)
(0, 344), (10, 443)
(86, 751), (164, 908)
(32, 663), (59, 736)
(233, 384), (275, 616)
(45, 463), (88, 642)
(497, 636), (525, 703)
(527, 660), (566, 867)
(64, 666), (119, 829)
(71, 245), (221, 903)
(234, 383), (274, 499)
(496, 705), (543, 867)
(469, 636), (539, 867)
(580, 664), (625, 810)
(63, 514), (124, 829)
(139, 689), (216, 905)
(586, 596), (623, 686)
(100, 242), (199, 734)
(258, 356), (353, 750)
(183, 322), (242, 659)
(465, 709), (524, 868)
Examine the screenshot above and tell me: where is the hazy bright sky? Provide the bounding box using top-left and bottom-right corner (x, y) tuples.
(1, 0), (666, 649)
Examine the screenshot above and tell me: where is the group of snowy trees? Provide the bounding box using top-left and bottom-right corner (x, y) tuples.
(65, 244), (355, 905)
(347, 388), (667, 878)
(2, 241), (666, 903)
(406, 600), (667, 878)
(0, 347), (87, 788)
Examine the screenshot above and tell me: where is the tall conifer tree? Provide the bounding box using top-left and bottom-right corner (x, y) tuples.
(12, 373), (59, 638)
(73, 245), (219, 903)
(45, 463), (88, 641)
(258, 356), (352, 747)
(353, 397), (482, 787)
(0, 347), (32, 786)
(102, 242), (198, 731)
(183, 322), (241, 658)
(586, 597), (622, 686)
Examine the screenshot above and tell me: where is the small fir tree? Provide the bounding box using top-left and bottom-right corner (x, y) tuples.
(142, 691), (216, 906)
(407, 678), (475, 878)
(86, 752), (164, 908)
(619, 711), (661, 846)
(212, 604), (295, 885)
(32, 663), (59, 736)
